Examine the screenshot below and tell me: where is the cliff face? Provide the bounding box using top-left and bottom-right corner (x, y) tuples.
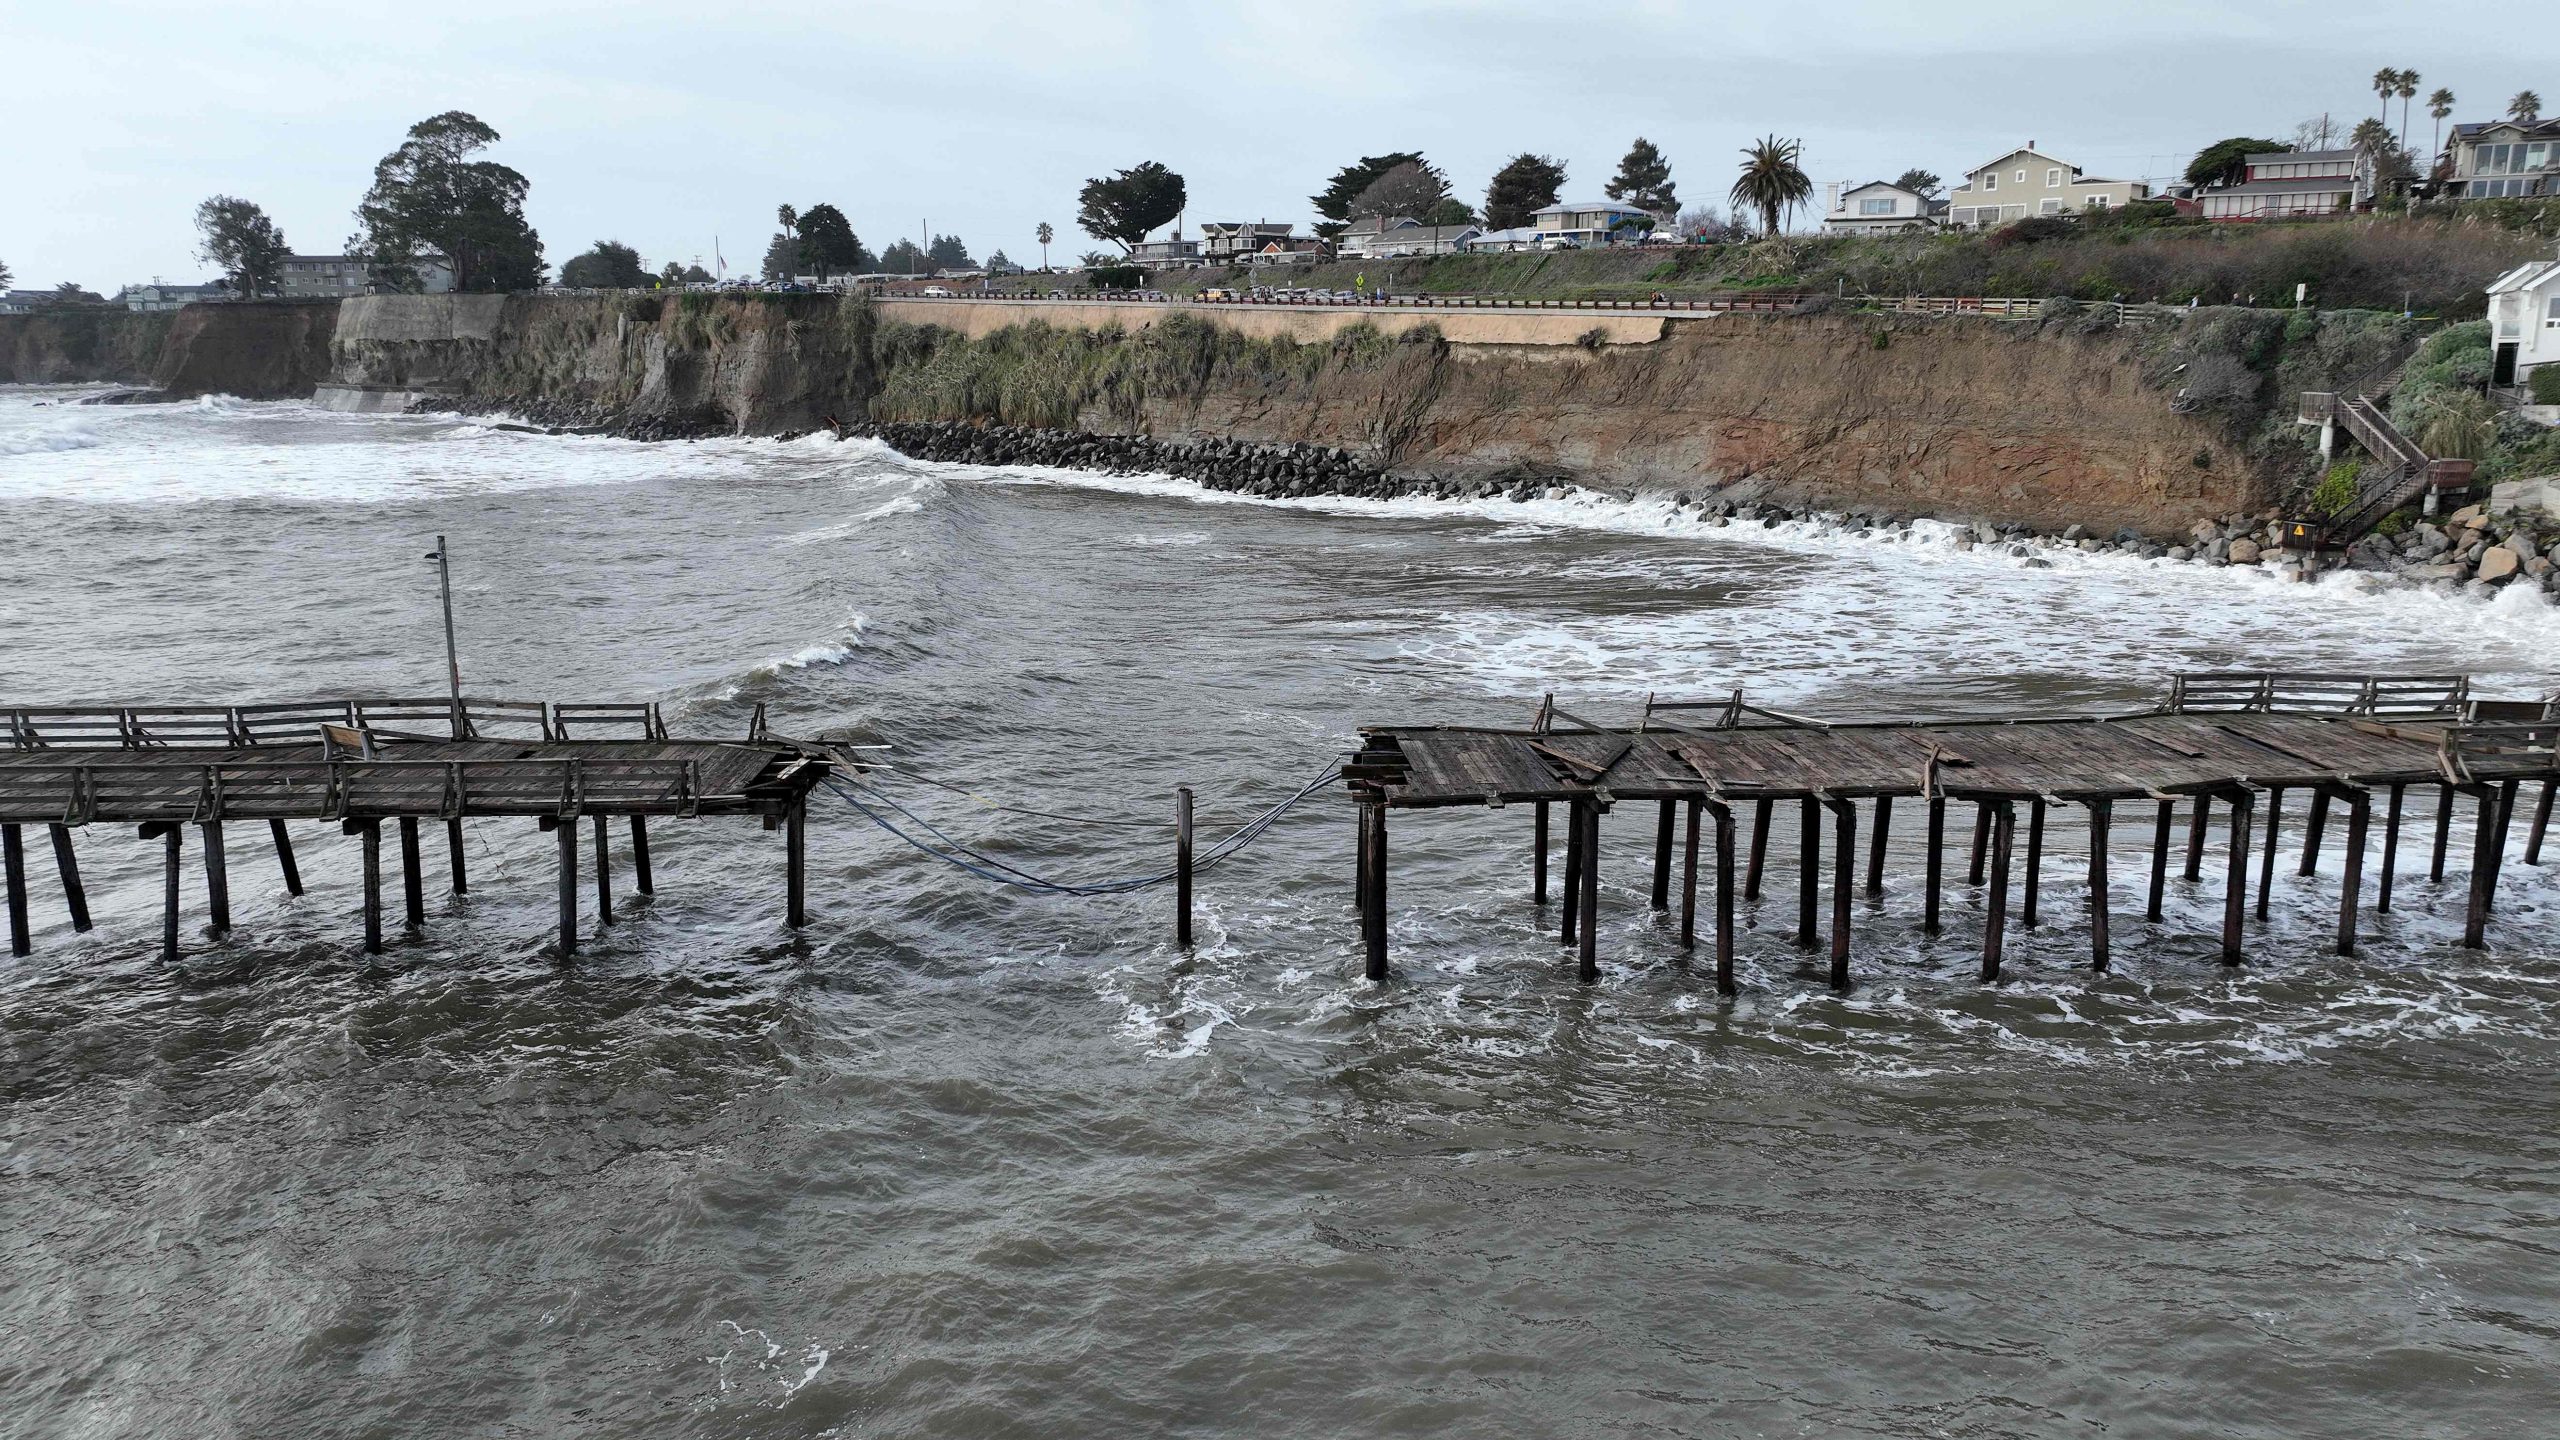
(153, 301), (338, 398)
(0, 308), (174, 385)
(319, 293), (2286, 533)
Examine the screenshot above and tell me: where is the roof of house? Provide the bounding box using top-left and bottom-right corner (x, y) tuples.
(2488, 260), (2560, 295)
(1469, 226), (1542, 243)
(1339, 215), (1423, 236)
(1532, 200), (1653, 216)
(2248, 148), (2362, 165)
(1958, 147), (2080, 180)
(1199, 221), (1294, 235)
(1841, 180), (1922, 199)
(2213, 176), (2360, 196)
(2454, 118), (2560, 141)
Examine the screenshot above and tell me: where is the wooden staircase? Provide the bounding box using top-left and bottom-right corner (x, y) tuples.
(2289, 353), (2455, 549)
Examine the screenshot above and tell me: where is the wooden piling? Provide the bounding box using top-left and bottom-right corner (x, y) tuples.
(1532, 801), (1549, 905)
(2430, 784), (2454, 881)
(2378, 784), (2404, 913)
(2221, 791), (2252, 965)
(200, 821), (230, 937)
(2087, 799), (2111, 972)
(269, 819), (303, 898)
(592, 814), (613, 926)
(2021, 799), (2045, 930)
(1651, 798), (1674, 912)
(786, 798), (808, 930)
(1826, 798), (1855, 991)
(2298, 787), (2330, 877)
(447, 818), (467, 895)
(2528, 780), (2555, 867)
(2464, 786), (2502, 949)
(1711, 802), (1737, 996)
(2184, 794), (2210, 882)
(156, 823), (181, 962)
(1744, 799), (1771, 901)
(1980, 801), (2013, 982)
(556, 819), (579, 957)
(1865, 796), (1892, 901)
(48, 824), (91, 932)
(630, 816), (653, 895)
(1356, 804), (1371, 915)
(3, 824), (26, 959)
(1560, 798), (1584, 943)
(1678, 800), (1700, 952)
(1362, 796), (1388, 982)
(2146, 799), (2172, 922)
(2336, 787), (2369, 957)
(1566, 789), (1587, 978)
(359, 820), (382, 955)
(1795, 798), (1819, 950)
(2255, 787), (2284, 922)
(1175, 786), (1194, 949)
(1968, 803), (1991, 886)
(399, 817), (424, 930)
(1922, 797), (1945, 936)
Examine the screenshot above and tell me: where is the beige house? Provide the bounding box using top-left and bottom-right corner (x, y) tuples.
(1944, 145), (2151, 229)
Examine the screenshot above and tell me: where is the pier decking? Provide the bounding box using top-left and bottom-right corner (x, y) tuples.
(0, 696), (835, 959)
(1346, 675), (2559, 988)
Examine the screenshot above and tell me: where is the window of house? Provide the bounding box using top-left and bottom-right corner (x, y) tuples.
(1982, 171), (1998, 191)
(1858, 198), (1896, 215)
(2546, 297), (2560, 326)
(2014, 168), (2027, 183)
(2084, 193), (2109, 209)
(2039, 198), (2063, 215)
(2047, 167), (2062, 187)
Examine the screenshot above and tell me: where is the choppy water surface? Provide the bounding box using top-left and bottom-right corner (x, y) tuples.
(5, 386), (2559, 1438)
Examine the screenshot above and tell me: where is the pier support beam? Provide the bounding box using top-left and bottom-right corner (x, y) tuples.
(2528, 780), (2555, 867)
(1678, 800), (1700, 953)
(785, 799), (807, 930)
(2021, 799), (2045, 930)
(1362, 795), (1388, 983)
(2087, 799), (2111, 972)
(1651, 799), (1674, 912)
(1532, 801), (1548, 905)
(1744, 799), (1771, 901)
(2222, 791), (2254, 965)
(1566, 794), (1587, 983)
(2184, 794), (2210, 882)
(2431, 784), (2454, 882)
(151, 823), (181, 962)
(447, 818), (467, 895)
(2335, 786), (2370, 957)
(200, 821), (229, 937)
(3, 825), (27, 959)
(2147, 799), (2172, 923)
(1710, 802), (1737, 996)
(1794, 798), (1819, 950)
(631, 816), (653, 895)
(2299, 787), (2331, 877)
(1922, 797), (1945, 936)
(556, 819), (578, 957)
(1865, 796), (1892, 901)
(1968, 804), (1990, 886)
(268, 819), (302, 898)
(1561, 798), (1584, 943)
(593, 815), (614, 928)
(399, 817), (424, 930)
(49, 824), (91, 933)
(2464, 786), (2505, 949)
(1980, 801), (2014, 982)
(355, 820), (382, 955)
(1824, 797), (1855, 991)
(2379, 784), (2404, 913)
(1175, 787), (1193, 950)
(2255, 787), (2284, 922)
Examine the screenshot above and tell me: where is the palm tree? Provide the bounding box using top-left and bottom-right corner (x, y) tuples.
(1729, 135), (1813, 237)
(777, 203), (798, 245)
(2373, 67), (2400, 128)
(2428, 87), (2456, 164)
(2396, 70), (2419, 150)
(2512, 90), (2545, 123)
(1036, 221), (1053, 271)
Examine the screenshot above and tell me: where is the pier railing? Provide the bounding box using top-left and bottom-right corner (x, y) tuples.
(4, 695), (673, 749)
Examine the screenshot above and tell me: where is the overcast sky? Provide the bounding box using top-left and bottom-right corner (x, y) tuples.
(2, 0), (2522, 289)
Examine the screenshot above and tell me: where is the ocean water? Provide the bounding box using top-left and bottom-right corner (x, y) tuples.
(4, 385), (2558, 1438)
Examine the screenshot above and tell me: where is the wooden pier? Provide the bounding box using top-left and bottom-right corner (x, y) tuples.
(0, 696), (834, 960)
(1344, 674), (2559, 988)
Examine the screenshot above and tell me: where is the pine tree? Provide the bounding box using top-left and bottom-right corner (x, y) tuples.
(1483, 154), (1567, 229)
(1603, 138), (1677, 215)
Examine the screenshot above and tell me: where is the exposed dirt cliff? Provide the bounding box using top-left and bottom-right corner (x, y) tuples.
(153, 301), (338, 398)
(0, 308), (174, 385)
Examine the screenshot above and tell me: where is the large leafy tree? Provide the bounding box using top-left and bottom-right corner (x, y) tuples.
(195, 195), (290, 298)
(348, 111), (545, 292)
(878, 239), (928, 274)
(1729, 135), (1812, 236)
(1603, 137), (1677, 215)
(1893, 168), (1943, 199)
(0, 258), (10, 289)
(1348, 159), (1454, 221)
(1482, 153), (1567, 229)
(683, 263), (711, 283)
(761, 233), (798, 282)
(560, 240), (649, 289)
(1311, 152), (1426, 237)
(926, 233), (974, 269)
(795, 203), (867, 278)
(2185, 137), (2286, 189)
(1077, 161), (1186, 254)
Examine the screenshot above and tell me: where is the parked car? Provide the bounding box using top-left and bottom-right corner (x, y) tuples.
(921, 285), (952, 297)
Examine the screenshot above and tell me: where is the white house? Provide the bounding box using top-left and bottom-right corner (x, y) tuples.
(2198, 148), (2377, 221)
(2445, 118), (2559, 199)
(1334, 216), (1481, 259)
(113, 281), (230, 310)
(1944, 144), (2152, 229)
(1529, 201), (1657, 247)
(2488, 258), (2560, 391)
(1129, 234), (1202, 266)
(1821, 180), (1944, 234)
(1463, 226), (1545, 253)
(1199, 222), (1296, 262)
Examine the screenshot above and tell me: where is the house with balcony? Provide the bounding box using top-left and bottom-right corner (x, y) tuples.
(2488, 259), (2560, 392)
(1243, 237), (1325, 267)
(2198, 148), (2377, 221)
(1943, 144), (2151, 229)
(1200, 222), (1296, 263)
(1129, 232), (1202, 266)
(1821, 180), (1946, 234)
(1529, 201), (1657, 247)
(2444, 118), (2560, 199)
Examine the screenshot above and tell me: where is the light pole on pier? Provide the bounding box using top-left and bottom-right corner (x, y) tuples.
(425, 535), (463, 732)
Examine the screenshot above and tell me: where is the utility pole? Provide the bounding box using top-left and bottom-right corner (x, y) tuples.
(426, 535), (463, 732)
